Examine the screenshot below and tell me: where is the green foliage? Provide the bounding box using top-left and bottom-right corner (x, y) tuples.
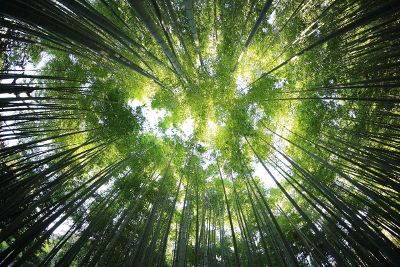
(1, 0), (399, 266)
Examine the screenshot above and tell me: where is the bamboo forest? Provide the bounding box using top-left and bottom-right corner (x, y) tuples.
(1, 0), (400, 266)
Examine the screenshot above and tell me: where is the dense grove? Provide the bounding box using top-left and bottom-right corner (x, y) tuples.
(1, 0), (399, 266)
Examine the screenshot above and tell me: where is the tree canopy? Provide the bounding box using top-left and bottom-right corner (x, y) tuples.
(1, 0), (399, 266)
